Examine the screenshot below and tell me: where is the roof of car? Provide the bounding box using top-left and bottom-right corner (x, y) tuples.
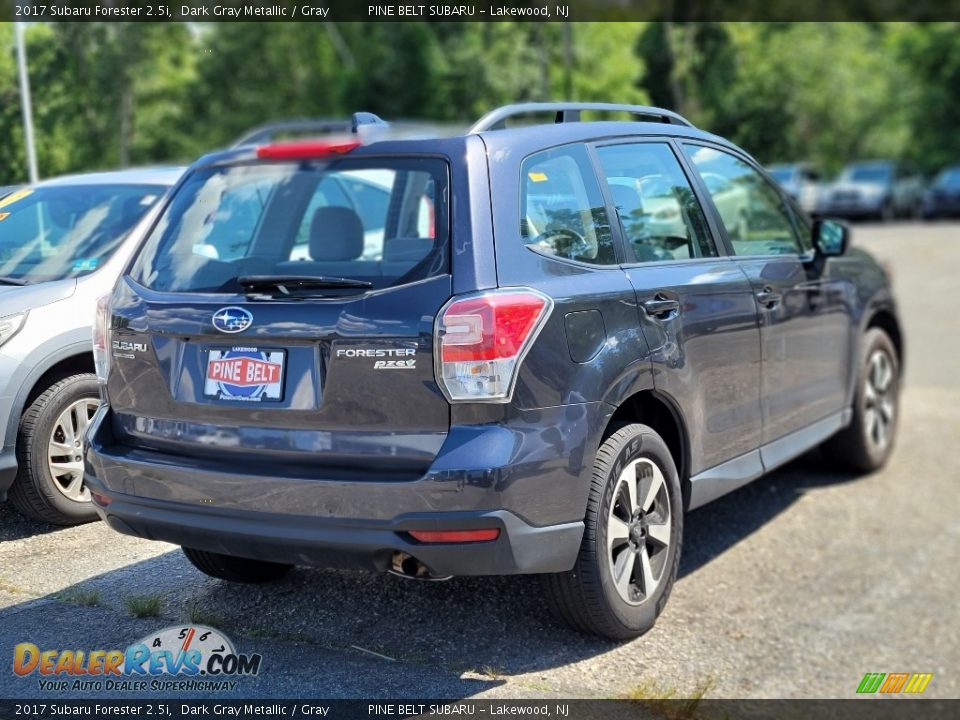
(195, 117), (754, 171)
(34, 166), (185, 188)
(768, 162), (812, 170)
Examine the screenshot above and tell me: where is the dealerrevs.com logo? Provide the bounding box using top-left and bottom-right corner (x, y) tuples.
(13, 625), (261, 692)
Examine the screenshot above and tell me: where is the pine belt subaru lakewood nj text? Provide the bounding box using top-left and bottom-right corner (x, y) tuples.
(85, 104), (903, 639)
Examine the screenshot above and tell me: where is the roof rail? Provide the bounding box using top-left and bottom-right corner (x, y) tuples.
(469, 103), (694, 133)
(232, 113), (389, 147)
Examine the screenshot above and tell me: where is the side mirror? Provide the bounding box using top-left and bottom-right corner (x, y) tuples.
(813, 218), (849, 257)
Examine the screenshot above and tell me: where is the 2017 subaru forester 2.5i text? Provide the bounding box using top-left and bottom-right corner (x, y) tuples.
(85, 105), (902, 640)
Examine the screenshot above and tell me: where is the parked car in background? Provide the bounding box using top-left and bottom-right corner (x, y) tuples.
(767, 162), (823, 215)
(817, 160), (924, 221)
(921, 166), (960, 219)
(85, 104), (902, 640)
(0, 167), (182, 524)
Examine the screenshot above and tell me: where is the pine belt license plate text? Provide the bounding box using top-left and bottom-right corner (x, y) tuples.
(204, 347), (286, 402)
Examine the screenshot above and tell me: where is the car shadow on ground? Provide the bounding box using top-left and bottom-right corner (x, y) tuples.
(0, 448), (871, 695)
(680, 448), (864, 579)
(0, 501), (63, 542)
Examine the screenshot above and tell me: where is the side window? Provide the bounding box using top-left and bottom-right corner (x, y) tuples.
(595, 142), (715, 263)
(520, 144), (615, 265)
(683, 144), (808, 257)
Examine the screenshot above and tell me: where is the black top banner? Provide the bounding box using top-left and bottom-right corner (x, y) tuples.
(3, 0), (960, 22)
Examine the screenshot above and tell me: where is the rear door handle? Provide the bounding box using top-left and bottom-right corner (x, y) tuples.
(642, 295), (681, 319)
(755, 286), (782, 309)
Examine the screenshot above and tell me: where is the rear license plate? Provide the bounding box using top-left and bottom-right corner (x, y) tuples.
(203, 346), (286, 402)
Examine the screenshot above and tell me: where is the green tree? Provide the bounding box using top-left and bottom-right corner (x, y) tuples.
(894, 22), (960, 173)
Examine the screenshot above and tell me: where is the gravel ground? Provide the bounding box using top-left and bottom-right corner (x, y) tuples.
(1, 222), (957, 700)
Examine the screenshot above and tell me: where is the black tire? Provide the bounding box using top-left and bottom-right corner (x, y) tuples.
(821, 328), (900, 472)
(9, 374), (100, 526)
(544, 423), (683, 640)
(182, 547), (293, 583)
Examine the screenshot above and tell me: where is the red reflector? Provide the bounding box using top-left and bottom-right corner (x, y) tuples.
(408, 528), (500, 543)
(256, 140), (361, 160)
(91, 491), (111, 507)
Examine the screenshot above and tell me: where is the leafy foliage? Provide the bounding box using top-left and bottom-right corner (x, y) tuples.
(1, 21), (958, 182)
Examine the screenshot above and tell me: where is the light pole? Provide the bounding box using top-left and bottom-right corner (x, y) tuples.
(14, 22), (39, 183)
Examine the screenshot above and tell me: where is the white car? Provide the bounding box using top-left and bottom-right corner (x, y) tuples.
(0, 168), (182, 524)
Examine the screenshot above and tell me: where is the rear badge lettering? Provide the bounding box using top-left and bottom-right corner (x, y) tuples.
(373, 359), (417, 370)
(336, 347), (417, 370)
(112, 339), (148, 359)
(204, 347), (285, 402)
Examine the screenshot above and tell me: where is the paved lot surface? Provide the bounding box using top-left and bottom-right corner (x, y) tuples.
(1, 222), (958, 700)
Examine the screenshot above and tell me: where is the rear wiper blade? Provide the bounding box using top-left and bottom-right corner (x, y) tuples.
(0, 276), (28, 286)
(237, 275), (373, 294)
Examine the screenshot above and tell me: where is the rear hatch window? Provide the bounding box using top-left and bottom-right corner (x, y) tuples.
(131, 157), (448, 294)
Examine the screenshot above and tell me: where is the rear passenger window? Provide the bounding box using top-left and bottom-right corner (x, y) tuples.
(595, 142), (715, 262)
(521, 145), (615, 265)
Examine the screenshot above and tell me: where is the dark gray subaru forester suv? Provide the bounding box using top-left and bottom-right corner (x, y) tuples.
(86, 104), (902, 640)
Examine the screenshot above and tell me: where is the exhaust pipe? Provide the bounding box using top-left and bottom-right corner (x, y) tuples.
(389, 552), (452, 581)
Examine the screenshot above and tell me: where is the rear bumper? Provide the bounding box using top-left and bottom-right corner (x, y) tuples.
(85, 402), (611, 575)
(88, 484), (582, 576)
(922, 201), (960, 218)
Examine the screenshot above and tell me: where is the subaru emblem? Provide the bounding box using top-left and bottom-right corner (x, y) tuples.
(212, 307), (253, 334)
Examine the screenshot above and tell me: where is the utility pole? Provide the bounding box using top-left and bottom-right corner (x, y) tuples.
(15, 22), (39, 183)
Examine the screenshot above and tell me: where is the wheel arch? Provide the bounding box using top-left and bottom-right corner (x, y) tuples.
(602, 389), (691, 510)
(4, 344), (95, 450)
(865, 307), (903, 371)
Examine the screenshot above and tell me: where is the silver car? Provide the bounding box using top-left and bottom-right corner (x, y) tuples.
(0, 168), (182, 524)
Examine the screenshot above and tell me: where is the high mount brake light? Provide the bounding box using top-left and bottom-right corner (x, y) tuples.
(434, 288), (553, 403)
(255, 140), (361, 160)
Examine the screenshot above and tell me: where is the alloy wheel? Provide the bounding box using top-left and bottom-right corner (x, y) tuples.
(47, 398), (98, 503)
(607, 457), (672, 605)
(863, 349), (896, 454)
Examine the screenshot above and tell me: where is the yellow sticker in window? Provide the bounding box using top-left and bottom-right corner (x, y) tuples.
(0, 212), (9, 222)
(528, 172), (549, 183)
(0, 188), (33, 210)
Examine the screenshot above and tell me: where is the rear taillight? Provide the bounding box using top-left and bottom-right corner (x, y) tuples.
(93, 294), (112, 384)
(435, 288), (552, 403)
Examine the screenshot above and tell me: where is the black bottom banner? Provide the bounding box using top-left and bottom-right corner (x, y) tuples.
(0, 699), (956, 720)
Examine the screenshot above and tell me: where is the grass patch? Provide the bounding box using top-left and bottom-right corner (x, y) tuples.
(622, 676), (715, 719)
(0, 580), (30, 596)
(124, 594), (163, 618)
(187, 604), (225, 627)
(245, 627), (311, 644)
(247, 627), (277, 639)
(57, 588), (101, 607)
(479, 665), (506, 680)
